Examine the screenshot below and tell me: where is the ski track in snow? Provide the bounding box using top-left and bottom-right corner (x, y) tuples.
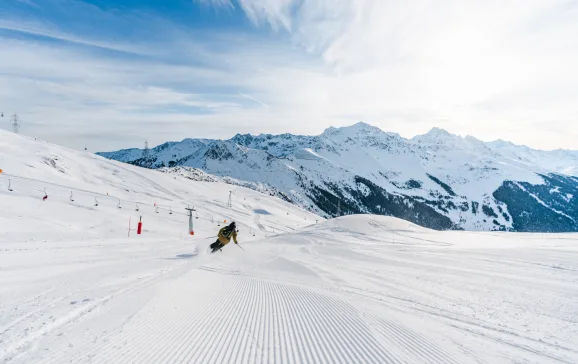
(62, 235), (578, 364)
(2, 235), (576, 364)
(80, 268), (456, 364)
(3, 215), (577, 364)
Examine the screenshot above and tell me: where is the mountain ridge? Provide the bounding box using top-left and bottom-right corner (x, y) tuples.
(98, 123), (578, 232)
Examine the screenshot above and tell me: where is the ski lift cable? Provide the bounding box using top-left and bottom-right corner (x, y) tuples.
(0, 174), (184, 212)
(0, 173), (260, 223)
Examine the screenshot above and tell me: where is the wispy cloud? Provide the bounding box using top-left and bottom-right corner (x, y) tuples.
(1, 0), (577, 151)
(238, 92), (269, 107)
(194, 0), (578, 149)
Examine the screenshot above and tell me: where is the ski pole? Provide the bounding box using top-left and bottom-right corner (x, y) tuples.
(236, 243), (245, 252)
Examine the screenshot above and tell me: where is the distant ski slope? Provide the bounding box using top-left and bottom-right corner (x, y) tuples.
(1, 131), (577, 364)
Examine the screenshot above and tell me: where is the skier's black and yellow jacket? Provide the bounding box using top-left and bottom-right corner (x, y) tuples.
(217, 226), (238, 246)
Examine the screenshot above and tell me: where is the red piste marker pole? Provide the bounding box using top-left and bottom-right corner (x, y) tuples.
(137, 216), (142, 235)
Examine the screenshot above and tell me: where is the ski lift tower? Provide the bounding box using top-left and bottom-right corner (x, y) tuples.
(185, 206), (196, 235)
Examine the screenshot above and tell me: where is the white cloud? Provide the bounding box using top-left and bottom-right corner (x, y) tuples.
(194, 0), (578, 149)
(1, 0), (577, 151)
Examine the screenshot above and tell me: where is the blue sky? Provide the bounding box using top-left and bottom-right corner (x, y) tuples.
(1, 0), (577, 151)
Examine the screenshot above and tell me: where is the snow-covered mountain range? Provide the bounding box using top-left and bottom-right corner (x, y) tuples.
(98, 122), (578, 232)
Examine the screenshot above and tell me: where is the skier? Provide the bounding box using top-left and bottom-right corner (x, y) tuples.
(210, 222), (238, 253)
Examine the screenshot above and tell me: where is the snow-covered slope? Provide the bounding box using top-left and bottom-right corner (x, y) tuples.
(1, 131), (577, 363)
(0, 131), (320, 242)
(487, 139), (578, 176)
(76, 216), (578, 364)
(0, 130), (321, 363)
